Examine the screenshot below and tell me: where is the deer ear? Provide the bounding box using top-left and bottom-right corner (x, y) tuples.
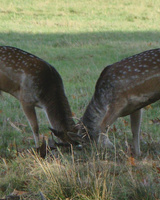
(49, 127), (82, 145)
(49, 127), (64, 137)
(49, 127), (69, 144)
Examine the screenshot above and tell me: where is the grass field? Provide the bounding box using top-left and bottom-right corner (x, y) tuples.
(0, 0), (160, 199)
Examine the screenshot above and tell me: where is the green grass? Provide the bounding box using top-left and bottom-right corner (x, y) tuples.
(0, 0), (160, 199)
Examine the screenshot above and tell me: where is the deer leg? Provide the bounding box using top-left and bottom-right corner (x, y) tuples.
(130, 109), (142, 156)
(99, 105), (122, 147)
(101, 105), (123, 132)
(21, 102), (40, 148)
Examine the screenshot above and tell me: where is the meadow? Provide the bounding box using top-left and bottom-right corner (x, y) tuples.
(0, 0), (160, 199)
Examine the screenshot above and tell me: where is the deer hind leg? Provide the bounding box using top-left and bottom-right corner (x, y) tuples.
(130, 109), (142, 156)
(21, 102), (40, 148)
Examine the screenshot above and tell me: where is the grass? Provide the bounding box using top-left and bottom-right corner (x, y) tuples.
(0, 148), (160, 199)
(0, 0), (160, 199)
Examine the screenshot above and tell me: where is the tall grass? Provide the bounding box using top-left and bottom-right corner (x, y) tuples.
(0, 0), (160, 199)
(0, 148), (160, 199)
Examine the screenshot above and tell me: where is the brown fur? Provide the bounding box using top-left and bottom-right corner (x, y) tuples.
(0, 46), (76, 148)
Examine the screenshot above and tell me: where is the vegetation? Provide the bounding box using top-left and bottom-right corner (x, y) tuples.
(0, 0), (160, 199)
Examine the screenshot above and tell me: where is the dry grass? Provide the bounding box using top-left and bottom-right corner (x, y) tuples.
(0, 146), (160, 199)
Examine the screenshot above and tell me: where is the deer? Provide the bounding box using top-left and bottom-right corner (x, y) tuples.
(0, 46), (78, 151)
(79, 48), (160, 156)
(52, 48), (160, 157)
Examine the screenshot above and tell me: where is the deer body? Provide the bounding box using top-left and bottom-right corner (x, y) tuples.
(82, 48), (160, 156)
(0, 46), (75, 148)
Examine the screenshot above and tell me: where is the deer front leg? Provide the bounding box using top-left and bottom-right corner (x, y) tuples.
(99, 104), (123, 147)
(21, 102), (40, 148)
(130, 109), (142, 156)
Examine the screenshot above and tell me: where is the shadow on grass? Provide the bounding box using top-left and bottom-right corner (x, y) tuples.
(0, 30), (160, 61)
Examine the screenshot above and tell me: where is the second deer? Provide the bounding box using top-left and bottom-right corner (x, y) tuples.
(80, 48), (160, 156)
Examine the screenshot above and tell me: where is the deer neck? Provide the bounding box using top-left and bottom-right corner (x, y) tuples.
(45, 88), (76, 133)
(81, 96), (106, 140)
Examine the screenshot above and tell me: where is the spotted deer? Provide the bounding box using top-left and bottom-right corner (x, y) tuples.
(0, 46), (77, 149)
(78, 48), (160, 156)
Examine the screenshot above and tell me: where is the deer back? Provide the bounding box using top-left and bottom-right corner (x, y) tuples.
(95, 48), (160, 116)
